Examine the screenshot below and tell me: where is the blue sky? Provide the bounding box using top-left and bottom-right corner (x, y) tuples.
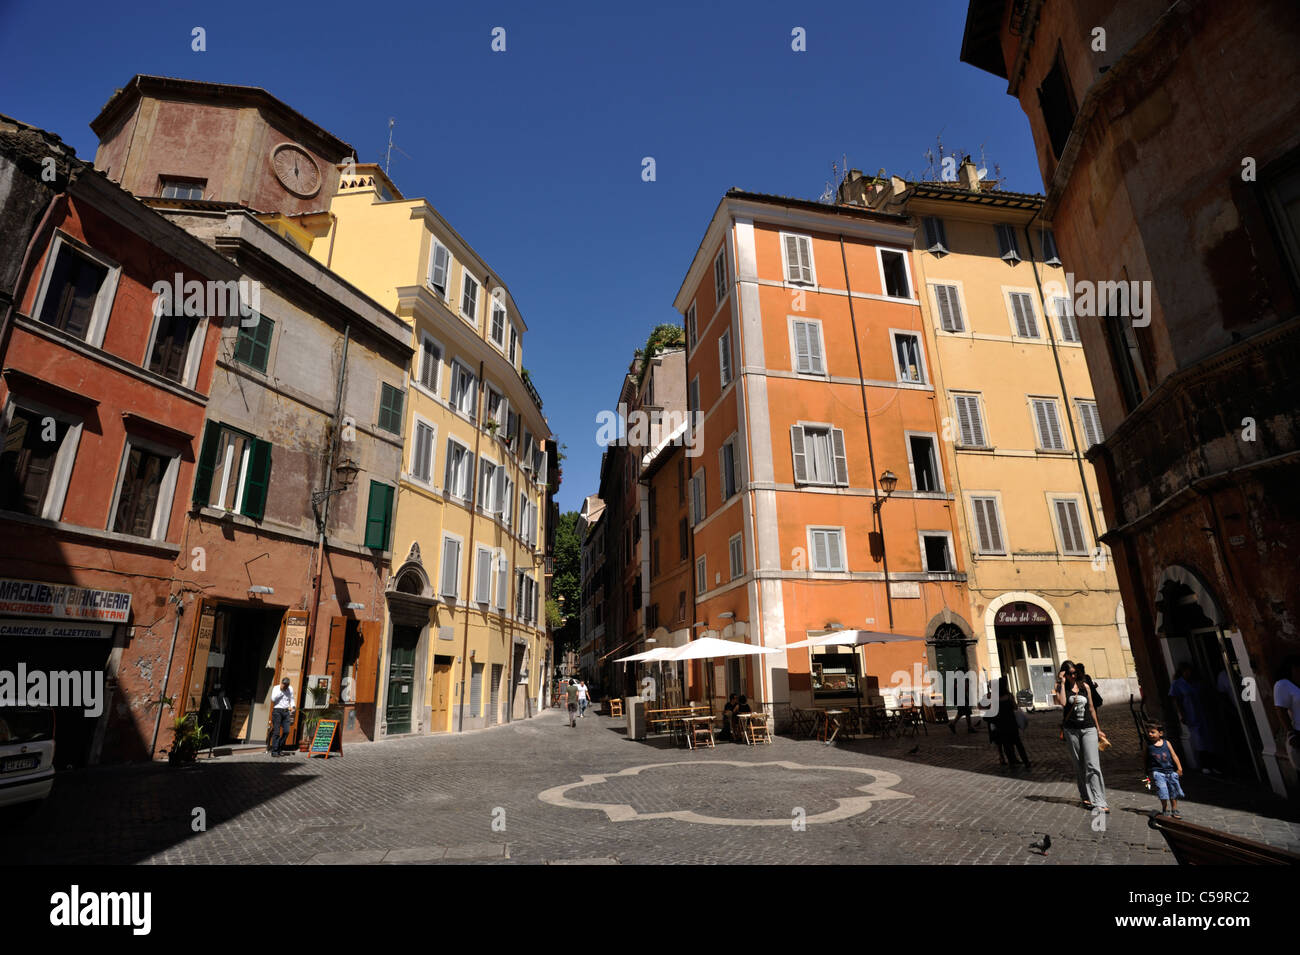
(0, 0), (1040, 512)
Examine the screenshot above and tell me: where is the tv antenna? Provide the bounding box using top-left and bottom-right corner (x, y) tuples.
(383, 117), (413, 176)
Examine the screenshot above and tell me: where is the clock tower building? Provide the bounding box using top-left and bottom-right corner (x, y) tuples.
(90, 74), (353, 217)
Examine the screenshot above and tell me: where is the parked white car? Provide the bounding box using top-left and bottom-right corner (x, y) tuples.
(0, 708), (55, 810)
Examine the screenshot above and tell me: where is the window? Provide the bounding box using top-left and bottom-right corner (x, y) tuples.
(686, 303), (698, 349)
(688, 377), (700, 417)
(714, 249), (728, 306)
(34, 236), (116, 344)
(159, 177), (205, 200)
(428, 241), (451, 298)
(1041, 228), (1062, 266)
(893, 332), (925, 383)
(1105, 309), (1148, 413)
(1076, 400), (1104, 449)
(508, 325), (518, 364)
(234, 315), (274, 372)
(495, 552), (508, 612)
(677, 591), (686, 622)
(879, 249), (911, 298)
(451, 362), (476, 416)
(485, 386), (506, 431)
(506, 409), (519, 450)
(479, 458), (502, 514)
(475, 545), (494, 604)
(440, 535), (462, 599)
(729, 533), (744, 579)
(1262, 152), (1300, 286)
(679, 516), (689, 560)
(970, 496), (1006, 554)
(696, 556), (708, 594)
(490, 296), (507, 348)
(719, 437), (740, 502)
(193, 422), (272, 520)
(651, 538), (660, 577)
(782, 233), (815, 283)
(648, 486), (657, 530)
(908, 435), (941, 492)
(110, 439), (179, 540)
(921, 533), (953, 572)
(790, 319), (826, 375)
(690, 469), (706, 525)
(1008, 292), (1040, 338)
(443, 438), (474, 499)
(996, 224), (1022, 262)
(1030, 398), (1067, 450)
(378, 382), (404, 435)
(364, 481), (395, 550)
(808, 527), (846, 572)
(1052, 296), (1079, 343)
(790, 424), (848, 486)
(0, 403), (80, 519)
(411, 419), (436, 483)
(923, 217), (949, 254)
(932, 284), (965, 332)
(1039, 48), (1078, 161)
(502, 476), (514, 526)
(418, 334), (442, 392)
(148, 309), (203, 384)
(952, 394), (988, 447)
(718, 329), (733, 387)
(460, 272), (480, 323)
(1051, 498), (1089, 555)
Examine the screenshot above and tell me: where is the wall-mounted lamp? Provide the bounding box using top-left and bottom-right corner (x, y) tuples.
(346, 602), (365, 610)
(692, 621), (707, 629)
(248, 585), (274, 595)
(718, 611), (735, 619)
(826, 621), (845, 630)
(312, 456), (362, 508)
(872, 469), (898, 513)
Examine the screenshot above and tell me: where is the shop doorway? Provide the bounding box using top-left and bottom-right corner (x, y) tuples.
(385, 625), (419, 735)
(994, 602), (1056, 707)
(430, 656), (453, 731)
(930, 624), (975, 707)
(199, 605), (284, 747)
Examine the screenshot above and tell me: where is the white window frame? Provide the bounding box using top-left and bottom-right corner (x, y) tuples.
(1029, 396), (1067, 451)
(951, 392), (989, 449)
(1075, 399), (1104, 449)
(415, 331), (444, 398)
(713, 248), (728, 307)
(144, 304), (208, 389)
(485, 383), (507, 433)
(459, 269), (480, 325)
(439, 532), (464, 601)
(929, 281), (967, 333)
(890, 329), (928, 385)
(30, 232), (121, 349)
(918, 530), (956, 573)
(444, 435), (473, 500)
(489, 292), (507, 350)
(787, 317), (827, 376)
(478, 454), (502, 515)
(718, 328), (733, 388)
(474, 544), (495, 605)
(806, 525), (847, 572)
(686, 302), (698, 350)
(427, 239), (451, 299)
(695, 555), (708, 595)
(791, 422), (848, 487)
(690, 468), (706, 525)
(904, 431), (944, 493)
(0, 396), (83, 522)
(409, 413), (437, 487)
(1052, 295), (1080, 343)
(780, 231), (816, 285)
(494, 549), (509, 612)
(718, 433), (740, 502)
(875, 246), (915, 301)
(1005, 288), (1041, 339)
(450, 360), (477, 418)
(107, 433), (181, 542)
(728, 532), (744, 580)
(968, 493), (1008, 556)
(508, 324), (519, 365)
(1049, 494), (1091, 556)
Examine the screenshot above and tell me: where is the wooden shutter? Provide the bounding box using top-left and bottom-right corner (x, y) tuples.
(430, 243), (449, 293)
(241, 437), (272, 520)
(806, 323), (824, 373)
(440, 538), (460, 597)
(811, 530), (829, 570)
(719, 331), (732, 384)
(181, 598), (218, 716)
(936, 285), (963, 332)
(364, 481), (390, 549)
(475, 548), (492, 603)
(790, 425), (808, 483)
(443, 441), (456, 494)
(1056, 500), (1086, 553)
(826, 531), (843, 570)
(829, 428), (849, 485)
(793, 322), (811, 373)
(191, 421), (221, 505)
(354, 619), (381, 703)
(325, 616), (347, 705)
(1033, 400), (1063, 449)
(974, 498), (1003, 553)
(784, 234), (800, 282)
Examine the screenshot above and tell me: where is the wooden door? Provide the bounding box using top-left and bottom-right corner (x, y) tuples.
(430, 660), (453, 732)
(269, 610), (309, 746)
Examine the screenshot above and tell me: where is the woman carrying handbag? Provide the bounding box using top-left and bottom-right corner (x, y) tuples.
(1056, 660), (1110, 812)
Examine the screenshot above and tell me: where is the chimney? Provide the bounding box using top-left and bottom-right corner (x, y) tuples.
(959, 157), (981, 191)
(837, 169), (870, 206)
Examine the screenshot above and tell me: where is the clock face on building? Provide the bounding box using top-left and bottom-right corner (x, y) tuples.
(271, 143), (321, 198)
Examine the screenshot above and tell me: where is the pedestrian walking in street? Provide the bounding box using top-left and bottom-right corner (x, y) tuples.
(1144, 721), (1184, 817)
(1273, 654), (1300, 785)
(270, 677), (294, 757)
(1171, 663), (1222, 775)
(565, 679), (579, 728)
(1056, 660), (1109, 812)
(577, 679), (590, 718)
(991, 679), (1030, 769)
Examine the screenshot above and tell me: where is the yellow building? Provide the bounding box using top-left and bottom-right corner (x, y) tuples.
(841, 163), (1136, 704)
(281, 165), (551, 734)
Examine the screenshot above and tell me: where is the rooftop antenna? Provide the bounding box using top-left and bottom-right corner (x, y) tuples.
(383, 117), (413, 177)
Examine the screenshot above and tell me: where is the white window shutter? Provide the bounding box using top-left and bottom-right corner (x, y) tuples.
(827, 531), (843, 570)
(812, 530), (828, 570)
(441, 538), (459, 597)
(793, 322), (811, 373)
(476, 550), (492, 603)
(831, 428), (849, 486)
(496, 557), (507, 610)
(806, 324), (824, 374)
(443, 442), (456, 493)
(790, 426), (808, 484)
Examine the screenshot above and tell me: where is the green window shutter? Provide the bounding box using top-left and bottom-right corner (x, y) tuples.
(241, 438), (273, 520)
(192, 421), (221, 505)
(234, 314), (274, 372)
(365, 481), (393, 550)
(379, 383), (404, 434)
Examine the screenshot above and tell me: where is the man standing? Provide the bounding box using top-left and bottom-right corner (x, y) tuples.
(577, 679), (590, 718)
(270, 677), (295, 757)
(565, 679), (579, 727)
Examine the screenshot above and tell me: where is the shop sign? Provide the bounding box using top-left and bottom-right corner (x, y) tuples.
(889, 581), (921, 599)
(994, 604), (1051, 626)
(0, 577), (132, 623)
(0, 618), (113, 639)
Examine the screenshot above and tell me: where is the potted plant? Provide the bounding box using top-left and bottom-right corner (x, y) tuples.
(299, 705), (344, 753)
(485, 419), (500, 437)
(167, 713), (209, 766)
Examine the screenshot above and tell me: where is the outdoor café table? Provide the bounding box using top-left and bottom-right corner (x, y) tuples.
(682, 715), (716, 749)
(817, 709), (844, 743)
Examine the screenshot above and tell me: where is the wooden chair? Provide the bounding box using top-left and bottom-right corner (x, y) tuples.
(609, 698), (623, 718)
(744, 713), (772, 745)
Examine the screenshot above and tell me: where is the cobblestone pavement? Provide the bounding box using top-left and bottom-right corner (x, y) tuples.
(4, 706), (1297, 865)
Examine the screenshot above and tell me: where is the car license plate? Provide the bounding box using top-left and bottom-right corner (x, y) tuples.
(1, 755), (39, 773)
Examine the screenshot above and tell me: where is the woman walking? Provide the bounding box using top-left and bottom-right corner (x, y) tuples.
(1056, 660), (1110, 812)
(992, 679), (1030, 769)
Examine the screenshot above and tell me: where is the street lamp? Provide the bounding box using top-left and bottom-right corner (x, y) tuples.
(872, 469), (898, 513)
(311, 457), (361, 509)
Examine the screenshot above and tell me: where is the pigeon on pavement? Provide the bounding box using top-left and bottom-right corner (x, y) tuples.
(1030, 834), (1051, 855)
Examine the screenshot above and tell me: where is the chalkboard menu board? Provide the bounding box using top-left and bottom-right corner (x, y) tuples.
(308, 719), (340, 758)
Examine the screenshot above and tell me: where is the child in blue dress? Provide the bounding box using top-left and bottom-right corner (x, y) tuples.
(1144, 721), (1185, 817)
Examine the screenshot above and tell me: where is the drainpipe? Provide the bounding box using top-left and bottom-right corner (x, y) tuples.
(838, 235), (894, 628)
(457, 359), (487, 732)
(148, 592), (186, 758)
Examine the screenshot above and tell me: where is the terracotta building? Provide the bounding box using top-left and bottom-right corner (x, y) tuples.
(963, 0), (1300, 793)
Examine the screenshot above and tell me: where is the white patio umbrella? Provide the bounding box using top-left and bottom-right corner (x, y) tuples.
(782, 630), (923, 712)
(613, 646), (677, 664)
(663, 637), (778, 710)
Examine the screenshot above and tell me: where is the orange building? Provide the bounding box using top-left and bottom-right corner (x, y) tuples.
(675, 191), (971, 717)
